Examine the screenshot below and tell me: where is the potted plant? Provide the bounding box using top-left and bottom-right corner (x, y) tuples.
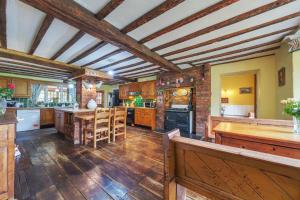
(0, 83), (15, 116)
(281, 98), (300, 134)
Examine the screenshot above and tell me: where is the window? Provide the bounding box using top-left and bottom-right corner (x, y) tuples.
(96, 90), (104, 107)
(36, 85), (76, 103)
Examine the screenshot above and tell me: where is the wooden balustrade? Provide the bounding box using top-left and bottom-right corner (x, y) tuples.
(164, 129), (300, 200)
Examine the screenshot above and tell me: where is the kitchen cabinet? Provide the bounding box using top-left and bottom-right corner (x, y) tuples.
(0, 118), (16, 200)
(40, 108), (54, 126)
(55, 110), (65, 133)
(119, 84), (129, 99)
(11, 78), (31, 98)
(0, 77), (9, 88)
(134, 108), (156, 130)
(141, 81), (156, 99)
(128, 82), (140, 93)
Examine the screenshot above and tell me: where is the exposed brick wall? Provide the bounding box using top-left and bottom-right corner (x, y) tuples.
(76, 78), (97, 109)
(156, 64), (211, 134)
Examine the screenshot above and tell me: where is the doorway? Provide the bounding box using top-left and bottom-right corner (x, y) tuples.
(220, 72), (257, 118)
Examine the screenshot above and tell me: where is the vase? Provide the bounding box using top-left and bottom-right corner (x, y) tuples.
(0, 98), (7, 116)
(293, 117), (300, 134)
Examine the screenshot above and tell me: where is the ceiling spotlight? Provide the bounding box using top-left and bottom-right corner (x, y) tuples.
(108, 70), (114, 76)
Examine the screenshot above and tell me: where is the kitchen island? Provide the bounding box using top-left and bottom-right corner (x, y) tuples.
(0, 111), (17, 200)
(55, 108), (95, 144)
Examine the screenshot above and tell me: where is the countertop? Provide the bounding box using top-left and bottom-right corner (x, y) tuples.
(213, 122), (299, 145)
(0, 112), (17, 125)
(7, 107), (72, 110)
(55, 108), (96, 113)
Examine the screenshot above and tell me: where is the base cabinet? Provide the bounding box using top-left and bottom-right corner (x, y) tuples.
(0, 124), (15, 200)
(134, 108), (156, 130)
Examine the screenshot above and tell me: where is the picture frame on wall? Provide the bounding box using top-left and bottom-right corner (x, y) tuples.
(278, 67), (286, 87)
(239, 87), (252, 94)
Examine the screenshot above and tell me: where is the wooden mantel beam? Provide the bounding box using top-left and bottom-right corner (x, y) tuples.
(20, 0), (181, 72)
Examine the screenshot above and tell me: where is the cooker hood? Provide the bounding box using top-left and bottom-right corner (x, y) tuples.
(128, 92), (141, 96)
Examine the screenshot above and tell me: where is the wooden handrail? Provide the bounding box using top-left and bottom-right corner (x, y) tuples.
(164, 129), (300, 200)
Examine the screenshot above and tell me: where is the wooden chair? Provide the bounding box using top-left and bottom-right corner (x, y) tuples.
(164, 129), (300, 200)
(112, 107), (127, 142)
(84, 108), (111, 148)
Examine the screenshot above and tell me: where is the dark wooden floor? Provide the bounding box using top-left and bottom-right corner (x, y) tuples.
(14, 127), (204, 200)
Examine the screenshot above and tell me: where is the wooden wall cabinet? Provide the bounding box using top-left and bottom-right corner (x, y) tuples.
(141, 81), (156, 99)
(0, 77), (9, 89)
(40, 108), (54, 126)
(134, 108), (156, 130)
(0, 124), (15, 200)
(119, 84), (129, 99)
(11, 78), (31, 98)
(55, 110), (65, 134)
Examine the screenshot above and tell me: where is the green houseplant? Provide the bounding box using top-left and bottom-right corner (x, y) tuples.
(0, 83), (15, 116)
(281, 98), (300, 134)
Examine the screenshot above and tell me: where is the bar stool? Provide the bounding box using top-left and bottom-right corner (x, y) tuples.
(84, 108), (111, 148)
(112, 107), (127, 142)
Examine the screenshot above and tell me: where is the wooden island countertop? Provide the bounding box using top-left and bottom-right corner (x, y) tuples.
(214, 122), (300, 159)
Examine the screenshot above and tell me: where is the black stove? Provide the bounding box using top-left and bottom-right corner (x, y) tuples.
(165, 108), (193, 134)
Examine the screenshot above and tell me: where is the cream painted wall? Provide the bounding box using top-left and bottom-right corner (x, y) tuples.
(97, 84), (118, 107)
(211, 55), (277, 119)
(137, 75), (157, 82)
(275, 44), (293, 119)
(293, 50), (300, 99)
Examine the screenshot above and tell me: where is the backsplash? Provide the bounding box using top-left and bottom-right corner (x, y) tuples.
(124, 96), (155, 107)
(11, 98), (73, 107)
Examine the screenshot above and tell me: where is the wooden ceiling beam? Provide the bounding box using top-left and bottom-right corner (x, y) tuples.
(112, 75), (136, 82)
(171, 26), (296, 62)
(121, 0), (184, 33)
(139, 0), (239, 43)
(50, 0), (123, 61)
(0, 0), (7, 48)
(114, 60), (146, 72)
(152, 0), (294, 51)
(210, 54), (275, 66)
(29, 14), (54, 54)
(118, 66), (159, 76)
(95, 55), (136, 70)
(125, 70), (161, 78)
(20, 0), (181, 72)
(116, 64), (156, 75)
(67, 41), (107, 64)
(195, 46), (280, 65)
(50, 31), (85, 60)
(0, 48), (79, 72)
(188, 39), (281, 65)
(162, 12), (300, 57)
(127, 73), (159, 79)
(96, 0), (124, 19)
(82, 49), (124, 67)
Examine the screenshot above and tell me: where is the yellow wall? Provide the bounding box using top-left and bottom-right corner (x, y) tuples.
(275, 44), (294, 119)
(211, 55), (277, 119)
(293, 50), (300, 99)
(221, 73), (255, 105)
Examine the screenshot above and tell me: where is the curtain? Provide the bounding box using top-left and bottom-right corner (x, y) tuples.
(31, 84), (43, 105)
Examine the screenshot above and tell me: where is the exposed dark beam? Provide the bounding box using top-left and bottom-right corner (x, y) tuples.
(171, 26), (296, 62)
(112, 75), (136, 82)
(29, 14), (54, 54)
(0, 0), (7, 48)
(162, 12), (300, 57)
(119, 66), (160, 76)
(121, 0), (184, 33)
(50, 31), (85, 60)
(139, 0), (239, 43)
(152, 0), (294, 51)
(21, 0), (181, 72)
(116, 64), (156, 74)
(114, 60), (147, 72)
(82, 49), (124, 67)
(67, 41), (107, 64)
(195, 46), (280, 65)
(187, 39), (281, 65)
(96, 0), (124, 19)
(50, 0), (123, 61)
(0, 48), (79, 72)
(95, 55), (136, 70)
(210, 54), (275, 66)
(127, 73), (159, 79)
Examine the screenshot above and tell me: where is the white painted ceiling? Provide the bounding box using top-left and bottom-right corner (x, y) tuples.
(2, 0), (300, 79)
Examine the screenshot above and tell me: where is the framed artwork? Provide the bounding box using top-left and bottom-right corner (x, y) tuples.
(278, 67), (285, 87)
(239, 87), (252, 94)
(221, 98), (229, 103)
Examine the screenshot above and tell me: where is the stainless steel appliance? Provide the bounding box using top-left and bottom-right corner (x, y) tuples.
(144, 102), (154, 108)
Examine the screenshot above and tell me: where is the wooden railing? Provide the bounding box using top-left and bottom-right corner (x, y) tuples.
(163, 129), (300, 200)
(205, 115), (293, 140)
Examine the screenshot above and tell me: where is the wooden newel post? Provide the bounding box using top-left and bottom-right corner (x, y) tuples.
(163, 129), (186, 200)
